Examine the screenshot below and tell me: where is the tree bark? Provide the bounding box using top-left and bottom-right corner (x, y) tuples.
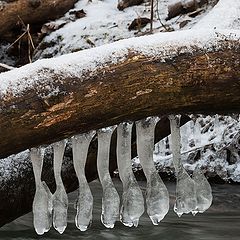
(0, 29), (239, 159)
(0, 0), (77, 36)
(166, 0), (209, 20)
(117, 0), (144, 11)
(0, 116), (190, 227)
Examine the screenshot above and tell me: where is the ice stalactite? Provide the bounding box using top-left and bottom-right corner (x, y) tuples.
(158, 139), (166, 156)
(136, 117), (169, 225)
(72, 131), (96, 231)
(190, 116), (213, 213)
(52, 140), (68, 234)
(180, 124), (189, 152)
(213, 114), (221, 141)
(169, 115), (197, 217)
(193, 118), (202, 147)
(97, 126), (120, 228)
(214, 114), (220, 130)
(192, 167), (213, 213)
(30, 147), (53, 235)
(117, 122), (144, 227)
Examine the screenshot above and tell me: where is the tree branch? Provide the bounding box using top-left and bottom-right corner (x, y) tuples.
(0, 28), (239, 158)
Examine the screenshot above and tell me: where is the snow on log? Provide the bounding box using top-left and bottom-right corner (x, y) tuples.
(193, 0), (240, 30)
(0, 28), (239, 158)
(0, 0), (77, 36)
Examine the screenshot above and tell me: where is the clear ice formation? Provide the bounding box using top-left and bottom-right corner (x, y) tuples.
(72, 131), (96, 231)
(31, 148), (53, 235)
(52, 140), (68, 234)
(169, 115), (197, 217)
(117, 122), (144, 227)
(136, 117), (169, 225)
(97, 126), (120, 228)
(193, 118), (202, 147)
(193, 167), (213, 213)
(189, 115), (213, 213)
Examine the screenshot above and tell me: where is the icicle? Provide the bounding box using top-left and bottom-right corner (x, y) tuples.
(136, 117), (169, 225)
(189, 116), (213, 213)
(214, 114), (220, 130)
(192, 167), (213, 213)
(158, 139), (166, 156)
(97, 126), (120, 228)
(193, 118), (202, 147)
(180, 123), (189, 152)
(117, 122), (144, 227)
(169, 115), (197, 217)
(52, 140), (68, 234)
(72, 131), (96, 232)
(31, 148), (53, 235)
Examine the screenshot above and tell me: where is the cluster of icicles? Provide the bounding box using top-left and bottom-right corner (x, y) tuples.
(30, 115), (212, 235)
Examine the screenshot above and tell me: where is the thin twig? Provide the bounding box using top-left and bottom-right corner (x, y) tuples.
(7, 31), (26, 50)
(7, 17), (35, 63)
(28, 35), (32, 63)
(0, 63), (15, 70)
(27, 24), (35, 49)
(156, 0), (169, 31)
(150, 0), (154, 32)
(17, 15), (27, 29)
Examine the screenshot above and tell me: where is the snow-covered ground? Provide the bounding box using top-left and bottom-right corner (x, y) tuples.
(34, 0), (216, 59)
(133, 115), (240, 182)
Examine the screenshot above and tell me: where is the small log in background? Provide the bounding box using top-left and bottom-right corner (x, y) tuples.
(0, 0), (78, 36)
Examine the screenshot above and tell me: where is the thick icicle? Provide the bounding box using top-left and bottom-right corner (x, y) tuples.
(169, 115), (197, 217)
(136, 117), (169, 225)
(117, 122), (144, 227)
(52, 140), (68, 234)
(31, 148), (53, 235)
(72, 131), (96, 232)
(191, 116), (213, 213)
(193, 167), (213, 213)
(97, 126), (120, 228)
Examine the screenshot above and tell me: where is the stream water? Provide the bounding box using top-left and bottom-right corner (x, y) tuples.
(1, 179), (240, 240)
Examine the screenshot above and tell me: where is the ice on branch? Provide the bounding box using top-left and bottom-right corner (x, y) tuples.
(52, 140), (68, 234)
(97, 126), (120, 228)
(188, 116), (213, 213)
(72, 131), (96, 231)
(192, 167), (213, 213)
(169, 115), (197, 217)
(30, 147), (53, 235)
(117, 122), (144, 227)
(136, 117), (169, 225)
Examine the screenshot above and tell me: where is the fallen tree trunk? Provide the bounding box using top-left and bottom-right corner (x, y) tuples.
(0, 116), (190, 227)
(166, 0), (209, 20)
(0, 0), (77, 36)
(0, 28), (239, 159)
